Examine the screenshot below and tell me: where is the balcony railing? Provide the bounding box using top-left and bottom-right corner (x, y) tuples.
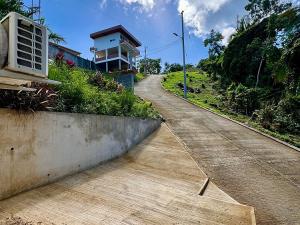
(121, 54), (128, 61)
(95, 56), (106, 62)
(120, 40), (140, 57)
(107, 53), (119, 59)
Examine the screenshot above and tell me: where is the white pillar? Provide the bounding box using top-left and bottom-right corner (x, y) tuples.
(119, 59), (121, 70)
(105, 49), (108, 60)
(106, 62), (108, 72)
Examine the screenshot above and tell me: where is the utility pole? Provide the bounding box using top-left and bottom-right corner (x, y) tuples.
(144, 46), (147, 76)
(181, 11), (187, 99)
(38, 0), (41, 22)
(31, 0), (34, 19)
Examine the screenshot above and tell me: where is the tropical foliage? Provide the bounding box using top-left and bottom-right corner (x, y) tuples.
(166, 0), (300, 147)
(138, 58), (161, 74)
(0, 0), (65, 44)
(198, 0), (299, 137)
(0, 63), (160, 119)
(163, 63), (183, 73)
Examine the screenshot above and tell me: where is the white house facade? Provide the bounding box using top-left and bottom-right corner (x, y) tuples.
(90, 25), (141, 72)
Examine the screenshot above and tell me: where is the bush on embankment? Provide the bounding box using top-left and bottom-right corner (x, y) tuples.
(0, 64), (159, 119)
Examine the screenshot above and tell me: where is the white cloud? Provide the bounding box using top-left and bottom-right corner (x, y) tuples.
(119, 0), (156, 11)
(221, 26), (236, 45)
(99, 0), (107, 9)
(102, 0), (247, 44)
(177, 0), (248, 44)
(178, 0), (231, 37)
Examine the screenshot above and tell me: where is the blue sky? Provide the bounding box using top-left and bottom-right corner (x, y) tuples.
(24, 0), (251, 65)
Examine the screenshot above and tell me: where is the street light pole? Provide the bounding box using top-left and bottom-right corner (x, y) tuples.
(144, 46), (147, 76)
(181, 11), (187, 99)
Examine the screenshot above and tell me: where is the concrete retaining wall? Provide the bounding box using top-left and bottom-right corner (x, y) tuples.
(0, 109), (161, 200)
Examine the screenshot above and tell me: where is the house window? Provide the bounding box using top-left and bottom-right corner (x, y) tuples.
(121, 47), (128, 61)
(107, 47), (119, 59)
(95, 50), (106, 62)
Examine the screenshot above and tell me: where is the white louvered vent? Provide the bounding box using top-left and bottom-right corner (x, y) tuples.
(17, 19), (43, 71)
(1, 12), (48, 78)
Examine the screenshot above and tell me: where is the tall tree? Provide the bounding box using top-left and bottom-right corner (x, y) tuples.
(204, 30), (225, 59)
(138, 58), (161, 74)
(163, 63), (183, 73)
(163, 62), (170, 74)
(245, 0), (292, 23)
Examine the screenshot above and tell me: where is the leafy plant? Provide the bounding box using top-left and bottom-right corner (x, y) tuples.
(226, 83), (260, 115)
(0, 83), (58, 111)
(47, 64), (159, 119)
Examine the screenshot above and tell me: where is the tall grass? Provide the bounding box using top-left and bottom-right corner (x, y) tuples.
(48, 64), (159, 119)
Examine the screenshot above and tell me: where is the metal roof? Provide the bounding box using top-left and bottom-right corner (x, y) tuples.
(49, 42), (81, 56)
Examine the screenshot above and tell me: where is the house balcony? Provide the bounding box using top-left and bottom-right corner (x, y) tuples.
(93, 45), (137, 72)
(120, 40), (140, 57)
(95, 47), (120, 63)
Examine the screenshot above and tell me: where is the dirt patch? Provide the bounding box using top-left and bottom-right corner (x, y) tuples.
(0, 216), (53, 225)
(1, 216), (33, 225)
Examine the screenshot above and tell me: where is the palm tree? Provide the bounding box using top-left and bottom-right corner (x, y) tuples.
(38, 18), (66, 44)
(48, 32), (66, 44)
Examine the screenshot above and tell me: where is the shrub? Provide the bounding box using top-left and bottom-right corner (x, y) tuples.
(273, 95), (300, 133)
(90, 71), (124, 92)
(114, 91), (135, 115)
(47, 64), (159, 119)
(257, 105), (276, 129)
(0, 83), (58, 111)
(134, 73), (145, 82)
(0, 64), (159, 119)
(257, 95), (300, 134)
(226, 83), (260, 115)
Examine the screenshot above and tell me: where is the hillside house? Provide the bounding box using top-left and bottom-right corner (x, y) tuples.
(49, 42), (95, 70)
(90, 25), (141, 72)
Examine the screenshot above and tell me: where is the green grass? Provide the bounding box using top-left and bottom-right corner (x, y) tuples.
(48, 64), (160, 119)
(134, 73), (146, 82)
(162, 71), (220, 109)
(162, 71), (300, 148)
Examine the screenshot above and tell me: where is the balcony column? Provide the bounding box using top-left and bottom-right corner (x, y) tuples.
(133, 57), (136, 68)
(118, 45), (122, 70)
(105, 49), (108, 60)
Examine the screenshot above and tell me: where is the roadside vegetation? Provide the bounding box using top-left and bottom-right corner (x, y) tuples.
(134, 73), (146, 82)
(0, 62), (160, 119)
(0, 0), (159, 119)
(138, 58), (161, 75)
(163, 0), (300, 147)
(163, 70), (300, 147)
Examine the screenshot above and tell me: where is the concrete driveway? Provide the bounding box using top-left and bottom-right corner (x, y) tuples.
(135, 75), (300, 225)
(0, 124), (255, 225)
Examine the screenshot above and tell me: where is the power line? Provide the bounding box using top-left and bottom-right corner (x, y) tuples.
(146, 39), (180, 56)
(136, 39), (180, 59)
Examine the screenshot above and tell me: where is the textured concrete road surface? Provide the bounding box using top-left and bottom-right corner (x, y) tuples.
(135, 75), (300, 225)
(0, 124), (255, 225)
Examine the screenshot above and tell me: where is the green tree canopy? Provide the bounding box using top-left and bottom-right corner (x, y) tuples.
(204, 29), (225, 59)
(245, 0), (292, 23)
(163, 63), (183, 73)
(0, 0), (30, 19)
(138, 58), (161, 74)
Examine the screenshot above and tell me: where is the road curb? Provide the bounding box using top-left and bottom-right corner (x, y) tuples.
(161, 82), (300, 153)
